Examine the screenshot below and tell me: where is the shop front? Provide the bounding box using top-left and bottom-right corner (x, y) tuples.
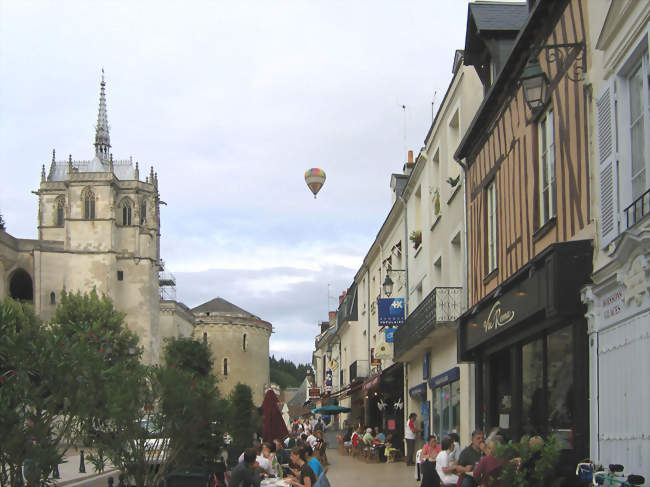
(458, 241), (592, 469)
(362, 363), (404, 437)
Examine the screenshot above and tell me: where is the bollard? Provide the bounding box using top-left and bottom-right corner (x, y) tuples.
(108, 476), (114, 487)
(79, 450), (86, 474)
(53, 463), (60, 479)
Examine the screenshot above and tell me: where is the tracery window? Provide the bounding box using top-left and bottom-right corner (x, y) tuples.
(55, 196), (65, 227)
(121, 199), (133, 226)
(82, 188), (95, 220)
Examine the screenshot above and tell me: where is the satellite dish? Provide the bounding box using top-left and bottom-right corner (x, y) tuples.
(304, 168), (326, 198)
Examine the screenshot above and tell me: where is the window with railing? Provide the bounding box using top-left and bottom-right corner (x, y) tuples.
(625, 187), (650, 229)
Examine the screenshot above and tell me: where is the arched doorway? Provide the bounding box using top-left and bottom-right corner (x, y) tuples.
(9, 268), (33, 302)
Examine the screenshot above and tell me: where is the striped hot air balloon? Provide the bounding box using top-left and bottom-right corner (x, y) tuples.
(304, 168), (326, 198)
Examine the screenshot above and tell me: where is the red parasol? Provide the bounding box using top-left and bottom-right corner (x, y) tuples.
(261, 389), (289, 443)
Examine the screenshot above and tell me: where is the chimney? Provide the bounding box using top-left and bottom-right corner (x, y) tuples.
(339, 290), (347, 305)
(328, 311), (337, 322)
(403, 149), (415, 176)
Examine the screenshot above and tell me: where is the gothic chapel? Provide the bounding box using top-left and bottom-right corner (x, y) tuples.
(0, 73), (271, 400)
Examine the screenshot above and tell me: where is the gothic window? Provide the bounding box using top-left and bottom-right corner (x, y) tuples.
(82, 188), (95, 220)
(120, 199), (133, 226)
(223, 358), (229, 376)
(55, 196), (65, 227)
(243, 334), (247, 351)
(140, 200), (147, 225)
(50, 292), (56, 305)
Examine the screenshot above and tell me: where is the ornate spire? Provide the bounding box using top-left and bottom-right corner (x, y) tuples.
(48, 149), (56, 180)
(94, 69), (111, 161)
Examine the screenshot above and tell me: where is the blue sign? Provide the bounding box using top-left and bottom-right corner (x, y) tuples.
(378, 298), (405, 327)
(385, 327), (397, 343)
(428, 366), (461, 389)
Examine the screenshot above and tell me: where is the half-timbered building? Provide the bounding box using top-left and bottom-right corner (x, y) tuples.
(454, 0), (594, 472)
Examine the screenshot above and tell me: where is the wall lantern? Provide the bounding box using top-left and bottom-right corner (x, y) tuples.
(520, 57), (549, 114)
(382, 274), (394, 297)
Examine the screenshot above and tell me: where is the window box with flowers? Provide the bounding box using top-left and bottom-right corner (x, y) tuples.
(410, 230), (422, 250)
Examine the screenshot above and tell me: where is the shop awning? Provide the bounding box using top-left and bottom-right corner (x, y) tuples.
(408, 382), (427, 399)
(362, 374), (381, 392)
(428, 366), (460, 389)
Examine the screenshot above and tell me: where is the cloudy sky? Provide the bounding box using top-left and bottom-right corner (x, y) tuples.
(1, 1), (473, 365)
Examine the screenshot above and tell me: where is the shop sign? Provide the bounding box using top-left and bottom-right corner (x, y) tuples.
(385, 327), (397, 343)
(374, 341), (393, 359)
(428, 366), (460, 389)
(325, 369), (333, 393)
(308, 388), (321, 399)
(409, 382), (427, 398)
(602, 287), (624, 322)
(463, 274), (542, 351)
(370, 348), (381, 366)
(378, 298), (405, 327)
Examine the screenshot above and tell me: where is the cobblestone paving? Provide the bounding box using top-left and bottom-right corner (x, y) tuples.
(325, 449), (418, 487)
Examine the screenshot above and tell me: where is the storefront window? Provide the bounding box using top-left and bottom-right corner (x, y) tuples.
(547, 327), (574, 429)
(522, 337), (545, 435)
(431, 380), (460, 439)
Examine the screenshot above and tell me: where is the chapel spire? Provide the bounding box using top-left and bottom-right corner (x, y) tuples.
(94, 69), (111, 161)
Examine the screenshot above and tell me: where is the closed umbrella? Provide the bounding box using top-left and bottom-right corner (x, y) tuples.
(261, 389), (289, 442)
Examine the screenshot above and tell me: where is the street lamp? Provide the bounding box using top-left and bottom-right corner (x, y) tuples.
(520, 57), (549, 114)
(383, 274), (394, 297)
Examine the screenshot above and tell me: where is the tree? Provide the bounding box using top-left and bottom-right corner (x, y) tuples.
(0, 212), (5, 231)
(0, 298), (109, 487)
(163, 337), (213, 377)
(228, 383), (260, 456)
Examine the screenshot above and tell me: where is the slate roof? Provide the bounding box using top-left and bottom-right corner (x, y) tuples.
(469, 2), (528, 32)
(191, 297), (260, 318)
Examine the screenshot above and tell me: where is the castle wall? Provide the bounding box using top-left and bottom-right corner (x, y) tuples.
(194, 320), (271, 405)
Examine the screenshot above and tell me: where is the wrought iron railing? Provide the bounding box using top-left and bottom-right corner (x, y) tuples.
(625, 188), (650, 230)
(394, 287), (462, 359)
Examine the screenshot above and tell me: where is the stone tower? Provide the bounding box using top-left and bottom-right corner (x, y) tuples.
(34, 71), (162, 364)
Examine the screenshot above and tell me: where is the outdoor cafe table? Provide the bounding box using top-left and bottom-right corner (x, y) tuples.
(261, 478), (290, 487)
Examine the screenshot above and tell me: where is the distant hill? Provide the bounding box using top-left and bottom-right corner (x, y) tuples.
(270, 355), (312, 390)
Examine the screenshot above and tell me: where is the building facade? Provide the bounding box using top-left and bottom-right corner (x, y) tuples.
(581, 0), (650, 477)
(455, 0), (594, 474)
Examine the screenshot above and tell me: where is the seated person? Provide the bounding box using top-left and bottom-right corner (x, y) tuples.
(229, 448), (261, 487)
(436, 437), (463, 486)
(287, 446), (317, 487)
(457, 429), (485, 487)
(302, 445), (324, 477)
(384, 433), (399, 462)
(473, 438), (505, 487)
(421, 435), (441, 462)
(374, 427), (386, 443)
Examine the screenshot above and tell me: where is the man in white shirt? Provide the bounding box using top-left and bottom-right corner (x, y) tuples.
(436, 437), (463, 486)
(306, 430), (318, 450)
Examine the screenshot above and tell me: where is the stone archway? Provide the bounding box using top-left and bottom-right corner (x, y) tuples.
(9, 268), (33, 302)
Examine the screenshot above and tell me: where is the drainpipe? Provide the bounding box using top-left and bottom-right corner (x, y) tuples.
(399, 194), (410, 314)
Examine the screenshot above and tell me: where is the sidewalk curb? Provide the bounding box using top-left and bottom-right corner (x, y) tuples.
(55, 469), (119, 487)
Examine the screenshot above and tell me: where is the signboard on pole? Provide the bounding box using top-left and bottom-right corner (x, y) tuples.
(385, 327), (397, 343)
(377, 298), (405, 327)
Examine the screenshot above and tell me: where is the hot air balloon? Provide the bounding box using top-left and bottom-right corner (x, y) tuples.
(304, 168), (326, 198)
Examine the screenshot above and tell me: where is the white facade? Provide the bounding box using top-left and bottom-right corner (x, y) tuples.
(583, 0), (650, 477)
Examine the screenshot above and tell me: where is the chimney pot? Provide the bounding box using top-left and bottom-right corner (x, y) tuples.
(408, 150), (414, 163)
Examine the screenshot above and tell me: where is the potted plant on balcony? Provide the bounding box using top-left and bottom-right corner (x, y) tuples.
(409, 230), (422, 250)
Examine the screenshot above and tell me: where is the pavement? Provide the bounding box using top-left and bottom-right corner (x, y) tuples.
(325, 447), (420, 487)
(49, 448), (117, 487)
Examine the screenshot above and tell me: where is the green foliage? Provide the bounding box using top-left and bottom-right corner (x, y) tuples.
(0, 298), (110, 487)
(0, 212), (5, 231)
(494, 436), (563, 487)
(163, 337), (214, 377)
(52, 289), (141, 366)
(269, 356), (311, 389)
(228, 383), (260, 454)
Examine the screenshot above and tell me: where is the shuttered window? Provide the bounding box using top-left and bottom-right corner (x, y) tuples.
(597, 80), (619, 247)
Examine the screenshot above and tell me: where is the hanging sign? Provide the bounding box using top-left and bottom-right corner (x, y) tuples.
(385, 327), (397, 343)
(377, 298), (405, 327)
(308, 388), (321, 399)
(374, 341), (393, 359)
(325, 369), (333, 393)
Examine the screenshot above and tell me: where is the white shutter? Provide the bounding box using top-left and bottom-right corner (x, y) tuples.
(597, 79), (619, 247)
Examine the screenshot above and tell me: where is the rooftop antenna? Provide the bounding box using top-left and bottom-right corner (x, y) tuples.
(431, 91), (437, 123)
(327, 283), (331, 313)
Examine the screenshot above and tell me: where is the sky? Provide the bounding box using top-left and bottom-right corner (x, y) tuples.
(0, 0), (474, 365)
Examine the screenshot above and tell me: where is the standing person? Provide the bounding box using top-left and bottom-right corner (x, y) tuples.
(287, 447), (316, 487)
(405, 412), (418, 466)
(436, 437), (463, 486)
(457, 430), (485, 487)
(229, 448), (261, 487)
